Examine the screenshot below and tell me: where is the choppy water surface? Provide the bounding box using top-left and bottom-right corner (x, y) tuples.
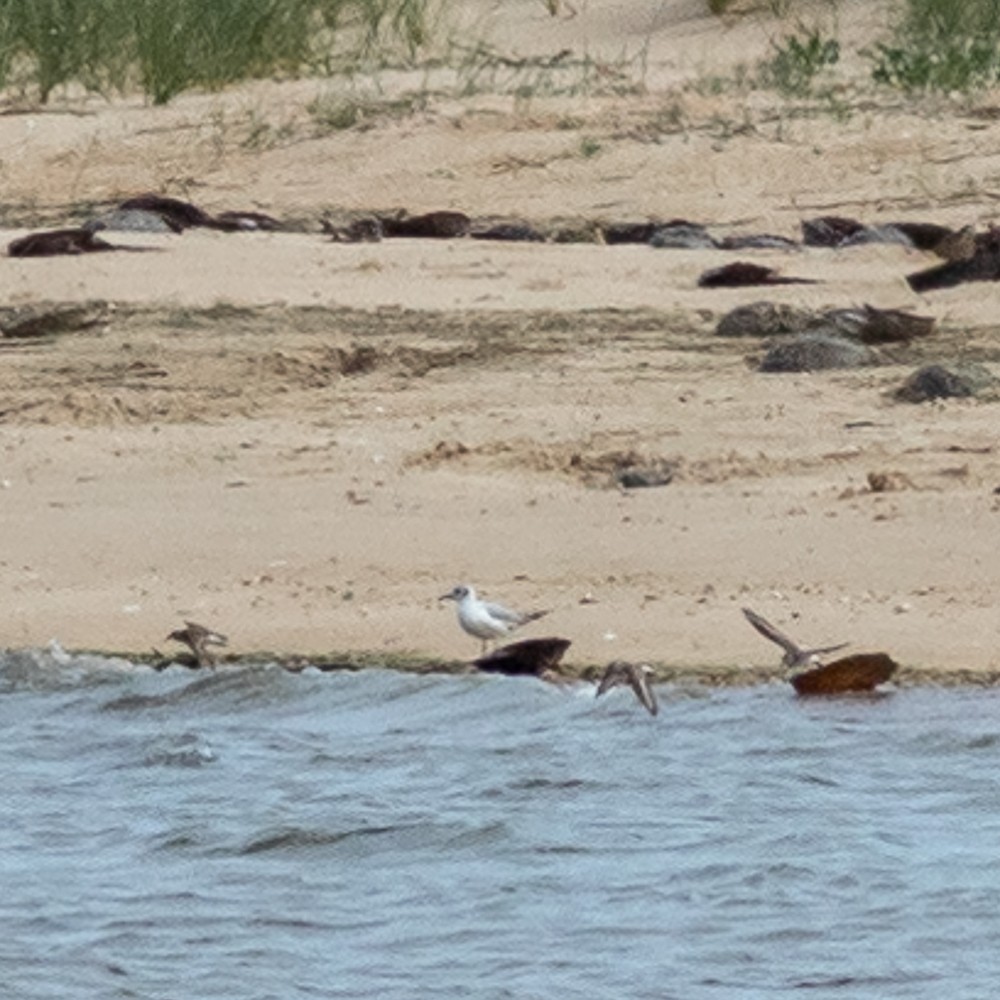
(2, 649), (1000, 999)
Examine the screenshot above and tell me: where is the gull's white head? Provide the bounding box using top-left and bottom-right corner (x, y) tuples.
(440, 584), (473, 603)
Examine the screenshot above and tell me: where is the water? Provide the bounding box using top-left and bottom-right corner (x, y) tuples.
(2, 648), (1000, 999)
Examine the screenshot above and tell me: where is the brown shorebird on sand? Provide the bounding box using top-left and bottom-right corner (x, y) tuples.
(441, 584), (549, 654)
(907, 226), (1000, 292)
(932, 225), (977, 262)
(742, 607), (847, 670)
(166, 621), (228, 668)
(595, 661), (659, 716)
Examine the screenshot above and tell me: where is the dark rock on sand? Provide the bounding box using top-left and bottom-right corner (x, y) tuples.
(379, 211), (471, 238)
(801, 215), (865, 247)
(7, 222), (114, 257)
(119, 194), (215, 230)
(650, 221), (717, 249)
(323, 217), (384, 243)
(603, 221), (662, 245)
(118, 195), (282, 232)
(895, 363), (998, 402)
(470, 221), (546, 242)
(0, 300), (110, 339)
(549, 220), (605, 243)
(821, 305), (936, 345)
(699, 262), (816, 288)
(715, 301), (817, 337)
(93, 208), (184, 233)
(840, 224), (916, 249)
(758, 333), (876, 373)
(717, 302), (934, 344)
(804, 216), (962, 252)
(473, 637), (571, 677)
(615, 464), (674, 489)
(212, 210), (284, 232)
(717, 233), (799, 250)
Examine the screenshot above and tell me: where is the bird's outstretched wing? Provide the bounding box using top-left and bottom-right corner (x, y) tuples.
(628, 668), (659, 716)
(597, 662), (659, 716)
(742, 607), (803, 657)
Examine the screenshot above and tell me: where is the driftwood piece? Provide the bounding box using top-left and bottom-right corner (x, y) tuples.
(791, 652), (898, 695)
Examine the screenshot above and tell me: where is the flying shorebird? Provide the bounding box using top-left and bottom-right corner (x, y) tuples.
(440, 584), (548, 654)
(166, 621), (228, 668)
(742, 607), (847, 670)
(595, 661), (659, 716)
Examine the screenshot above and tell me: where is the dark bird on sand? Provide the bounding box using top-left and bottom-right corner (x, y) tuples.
(472, 637), (571, 679)
(742, 607), (847, 670)
(595, 661), (659, 716)
(790, 652), (898, 695)
(166, 621), (228, 668)
(8, 221), (114, 258)
(698, 262), (816, 288)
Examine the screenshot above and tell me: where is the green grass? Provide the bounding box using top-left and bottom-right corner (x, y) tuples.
(869, 0), (1000, 92)
(758, 26), (840, 97)
(0, 0), (436, 104)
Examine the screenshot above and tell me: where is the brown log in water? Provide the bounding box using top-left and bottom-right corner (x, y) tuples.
(791, 653), (898, 695)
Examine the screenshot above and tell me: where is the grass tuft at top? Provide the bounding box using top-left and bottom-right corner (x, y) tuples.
(0, 0), (436, 104)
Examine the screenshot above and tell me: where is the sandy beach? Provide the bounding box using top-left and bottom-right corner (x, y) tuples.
(3, 0), (1000, 678)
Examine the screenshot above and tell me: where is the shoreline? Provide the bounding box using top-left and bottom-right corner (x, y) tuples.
(16, 644), (1000, 688)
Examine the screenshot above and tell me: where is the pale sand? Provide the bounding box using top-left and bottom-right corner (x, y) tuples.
(2, 0), (1000, 677)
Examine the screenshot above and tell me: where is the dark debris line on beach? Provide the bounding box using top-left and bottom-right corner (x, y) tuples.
(4, 194), (995, 397)
(2, 195), (988, 261)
